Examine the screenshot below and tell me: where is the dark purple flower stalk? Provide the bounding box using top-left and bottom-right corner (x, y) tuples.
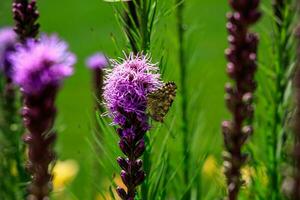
(12, 0), (39, 42)
(222, 1), (261, 200)
(9, 34), (76, 199)
(86, 53), (108, 198)
(103, 53), (162, 200)
(86, 52), (108, 112)
(292, 27), (300, 200)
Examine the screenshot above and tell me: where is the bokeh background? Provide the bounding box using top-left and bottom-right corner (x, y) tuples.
(0, 0), (271, 199)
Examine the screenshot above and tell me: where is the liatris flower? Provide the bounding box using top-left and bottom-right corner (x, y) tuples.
(10, 35), (75, 94)
(222, 1), (261, 200)
(86, 52), (108, 70)
(86, 52), (108, 198)
(12, 0), (39, 42)
(86, 52), (108, 111)
(103, 53), (162, 200)
(9, 34), (76, 199)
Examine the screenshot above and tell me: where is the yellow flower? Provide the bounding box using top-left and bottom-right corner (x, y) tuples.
(241, 165), (268, 189)
(241, 166), (254, 187)
(10, 161), (18, 177)
(202, 155), (218, 177)
(53, 159), (79, 192)
(202, 155), (226, 188)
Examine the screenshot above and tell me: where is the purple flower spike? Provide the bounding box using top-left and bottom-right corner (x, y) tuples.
(222, 1), (261, 200)
(103, 53), (162, 200)
(9, 34), (76, 95)
(9, 34), (76, 200)
(86, 52), (108, 70)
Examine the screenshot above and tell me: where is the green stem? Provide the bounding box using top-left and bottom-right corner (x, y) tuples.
(141, 0), (149, 52)
(0, 80), (27, 198)
(176, 1), (191, 199)
(268, 2), (292, 199)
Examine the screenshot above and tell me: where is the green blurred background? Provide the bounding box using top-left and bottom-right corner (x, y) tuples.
(1, 0), (271, 199)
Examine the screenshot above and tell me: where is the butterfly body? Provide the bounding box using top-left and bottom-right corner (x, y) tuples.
(147, 81), (177, 122)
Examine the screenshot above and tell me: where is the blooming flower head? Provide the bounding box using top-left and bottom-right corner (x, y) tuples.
(0, 27), (17, 75)
(9, 34), (76, 94)
(86, 52), (108, 69)
(103, 53), (162, 126)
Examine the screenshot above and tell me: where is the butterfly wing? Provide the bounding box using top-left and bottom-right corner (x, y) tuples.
(147, 82), (177, 122)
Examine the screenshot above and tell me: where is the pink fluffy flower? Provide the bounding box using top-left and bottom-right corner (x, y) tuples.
(103, 53), (162, 125)
(9, 34), (76, 94)
(86, 52), (108, 69)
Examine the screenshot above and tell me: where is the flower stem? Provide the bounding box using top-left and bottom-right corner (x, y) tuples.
(175, 0), (191, 199)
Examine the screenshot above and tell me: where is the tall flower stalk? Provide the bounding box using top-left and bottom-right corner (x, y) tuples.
(175, 1), (191, 199)
(9, 35), (76, 199)
(0, 1), (39, 196)
(116, 0), (158, 198)
(2, 0), (39, 195)
(85, 52), (108, 198)
(103, 53), (162, 200)
(222, 1), (261, 200)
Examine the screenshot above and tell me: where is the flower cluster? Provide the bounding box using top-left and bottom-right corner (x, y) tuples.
(104, 53), (162, 126)
(9, 34), (75, 95)
(103, 53), (162, 199)
(222, 1), (261, 200)
(9, 34), (76, 199)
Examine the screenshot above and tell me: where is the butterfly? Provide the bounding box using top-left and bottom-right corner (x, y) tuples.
(147, 81), (177, 122)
